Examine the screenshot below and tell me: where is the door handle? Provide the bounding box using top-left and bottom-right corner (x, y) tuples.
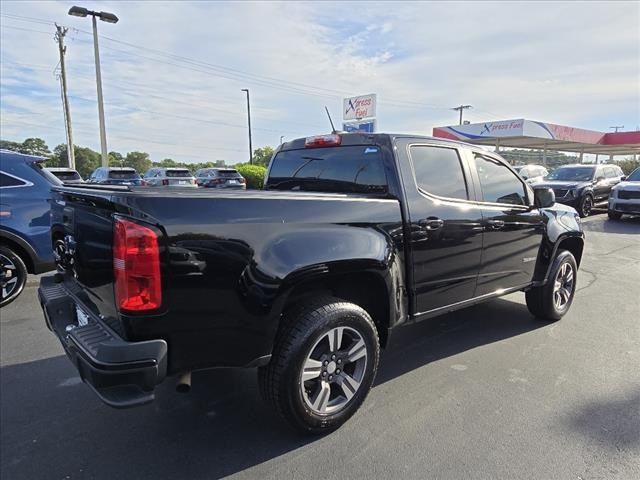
(418, 218), (444, 230)
(487, 219), (505, 229)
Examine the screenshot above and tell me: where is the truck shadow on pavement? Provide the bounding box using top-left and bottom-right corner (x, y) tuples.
(1, 297), (545, 480)
(581, 214), (640, 234)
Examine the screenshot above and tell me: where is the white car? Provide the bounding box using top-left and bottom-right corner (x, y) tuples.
(45, 167), (84, 184)
(142, 168), (197, 187)
(513, 164), (548, 185)
(608, 167), (640, 220)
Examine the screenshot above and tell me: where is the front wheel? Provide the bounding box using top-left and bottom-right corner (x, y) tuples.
(259, 297), (380, 434)
(578, 194), (593, 218)
(526, 250), (577, 321)
(0, 246), (28, 308)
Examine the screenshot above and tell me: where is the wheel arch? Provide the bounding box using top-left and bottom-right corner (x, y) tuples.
(277, 264), (402, 349)
(0, 231), (35, 273)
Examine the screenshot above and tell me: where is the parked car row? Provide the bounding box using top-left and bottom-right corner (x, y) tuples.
(43, 166), (247, 190)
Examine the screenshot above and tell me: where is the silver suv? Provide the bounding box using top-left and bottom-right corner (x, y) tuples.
(143, 168), (197, 187)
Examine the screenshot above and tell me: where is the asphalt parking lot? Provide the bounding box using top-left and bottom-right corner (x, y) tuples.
(1, 214), (639, 480)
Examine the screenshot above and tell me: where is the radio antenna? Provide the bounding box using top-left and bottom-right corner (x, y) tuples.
(325, 106), (337, 134)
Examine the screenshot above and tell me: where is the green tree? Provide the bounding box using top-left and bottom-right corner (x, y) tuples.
(124, 151), (152, 174)
(0, 139), (23, 152)
(109, 151), (124, 167)
(74, 146), (101, 179)
(46, 144), (70, 168)
(235, 163), (267, 189)
(252, 146), (274, 167)
(19, 137), (51, 157)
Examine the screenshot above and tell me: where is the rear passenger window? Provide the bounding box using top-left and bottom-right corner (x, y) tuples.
(410, 146), (468, 200)
(475, 155), (527, 205)
(604, 167), (617, 178)
(0, 172), (27, 188)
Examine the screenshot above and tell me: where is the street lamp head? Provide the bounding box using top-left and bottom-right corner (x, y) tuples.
(241, 88), (249, 92)
(98, 11), (119, 23)
(68, 6), (88, 17)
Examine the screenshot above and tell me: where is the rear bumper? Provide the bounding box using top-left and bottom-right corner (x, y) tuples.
(38, 275), (168, 408)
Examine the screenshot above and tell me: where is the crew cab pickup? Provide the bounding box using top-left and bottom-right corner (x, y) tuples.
(39, 133), (584, 433)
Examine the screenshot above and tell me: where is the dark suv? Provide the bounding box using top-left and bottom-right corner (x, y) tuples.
(195, 168), (246, 189)
(536, 164), (625, 217)
(87, 167), (142, 186)
(0, 150), (60, 306)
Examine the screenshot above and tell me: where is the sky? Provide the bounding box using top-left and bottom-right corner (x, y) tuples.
(1, 0), (639, 164)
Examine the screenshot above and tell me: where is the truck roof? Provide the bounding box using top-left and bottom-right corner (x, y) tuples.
(279, 132), (479, 152)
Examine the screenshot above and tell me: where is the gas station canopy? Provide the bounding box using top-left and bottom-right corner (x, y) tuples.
(433, 119), (640, 156)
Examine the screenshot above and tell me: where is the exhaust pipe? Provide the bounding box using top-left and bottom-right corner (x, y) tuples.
(176, 371), (192, 393)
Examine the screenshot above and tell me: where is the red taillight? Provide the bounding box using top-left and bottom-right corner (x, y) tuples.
(113, 217), (161, 312)
(238, 177), (246, 184)
(162, 179), (169, 186)
(305, 134), (341, 148)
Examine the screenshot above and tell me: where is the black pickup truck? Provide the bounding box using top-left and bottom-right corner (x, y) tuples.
(39, 133), (584, 433)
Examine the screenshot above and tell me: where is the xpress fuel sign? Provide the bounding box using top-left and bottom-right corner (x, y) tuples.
(343, 94), (377, 121)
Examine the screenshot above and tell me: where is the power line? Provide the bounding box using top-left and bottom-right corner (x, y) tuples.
(1, 13), (452, 110)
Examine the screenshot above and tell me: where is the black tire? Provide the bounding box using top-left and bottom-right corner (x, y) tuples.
(0, 246), (28, 308)
(259, 296), (380, 434)
(578, 194), (593, 218)
(526, 250), (577, 321)
(608, 211), (623, 221)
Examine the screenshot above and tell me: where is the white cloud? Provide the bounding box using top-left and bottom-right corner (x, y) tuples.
(1, 0), (638, 164)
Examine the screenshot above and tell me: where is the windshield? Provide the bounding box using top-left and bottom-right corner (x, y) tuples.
(166, 170), (192, 178)
(109, 171), (140, 179)
(53, 171), (81, 181)
(545, 167), (595, 182)
(266, 145), (387, 194)
(626, 168), (640, 181)
(216, 170), (241, 178)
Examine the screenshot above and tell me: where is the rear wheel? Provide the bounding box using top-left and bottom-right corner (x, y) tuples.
(526, 250), (577, 321)
(0, 246), (27, 308)
(259, 297), (379, 434)
(608, 211), (622, 220)
(578, 194), (593, 218)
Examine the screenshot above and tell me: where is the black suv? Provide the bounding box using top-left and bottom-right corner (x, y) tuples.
(536, 164), (625, 217)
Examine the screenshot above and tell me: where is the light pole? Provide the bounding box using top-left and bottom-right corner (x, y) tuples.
(68, 6), (118, 167)
(241, 89), (253, 164)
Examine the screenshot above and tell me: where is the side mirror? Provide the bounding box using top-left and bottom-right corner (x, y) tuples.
(534, 188), (555, 208)
(621, 176), (627, 181)
(595, 176), (605, 183)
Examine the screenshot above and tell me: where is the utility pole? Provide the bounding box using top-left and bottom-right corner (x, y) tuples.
(451, 105), (472, 125)
(92, 15), (108, 167)
(609, 126), (624, 133)
(54, 24), (75, 169)
(241, 89), (253, 164)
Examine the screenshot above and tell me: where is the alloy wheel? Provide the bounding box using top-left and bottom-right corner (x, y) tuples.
(582, 197), (592, 217)
(0, 253), (20, 302)
(300, 326), (368, 415)
(553, 262), (574, 310)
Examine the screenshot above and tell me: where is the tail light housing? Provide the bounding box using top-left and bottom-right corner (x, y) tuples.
(238, 177), (246, 184)
(113, 217), (162, 312)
